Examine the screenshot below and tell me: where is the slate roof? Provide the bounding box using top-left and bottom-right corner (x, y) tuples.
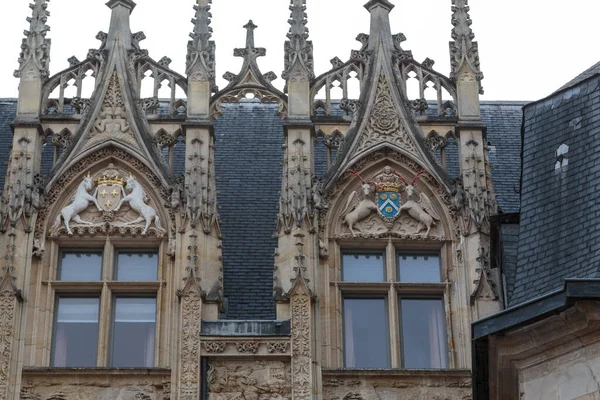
(0, 100), (16, 191)
(0, 99), (524, 319)
(481, 101), (526, 214)
(555, 61), (600, 93)
(510, 75), (600, 306)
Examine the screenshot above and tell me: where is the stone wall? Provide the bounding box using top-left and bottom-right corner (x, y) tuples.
(20, 369), (170, 400)
(322, 369), (472, 400)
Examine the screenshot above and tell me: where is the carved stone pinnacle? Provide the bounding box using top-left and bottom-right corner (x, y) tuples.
(105, 0), (136, 11)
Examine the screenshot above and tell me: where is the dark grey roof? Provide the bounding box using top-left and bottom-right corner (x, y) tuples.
(481, 101), (526, 214)
(555, 61), (600, 93)
(510, 75), (600, 306)
(213, 102), (283, 319)
(0, 100), (16, 191)
(0, 99), (524, 319)
(499, 222), (519, 301)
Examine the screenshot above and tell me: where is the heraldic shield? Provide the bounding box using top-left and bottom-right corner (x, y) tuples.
(375, 167), (403, 221)
(378, 191), (400, 219)
(95, 173), (125, 212)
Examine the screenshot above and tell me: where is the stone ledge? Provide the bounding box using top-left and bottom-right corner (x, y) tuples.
(22, 367), (171, 377)
(322, 368), (471, 382)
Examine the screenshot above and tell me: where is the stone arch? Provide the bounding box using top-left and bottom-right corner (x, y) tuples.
(36, 146), (170, 242)
(322, 150), (458, 241)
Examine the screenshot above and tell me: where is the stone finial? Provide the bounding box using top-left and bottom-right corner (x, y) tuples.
(449, 0), (483, 92)
(186, 0), (216, 89)
(233, 20), (266, 60)
(14, 0), (52, 80)
(282, 0), (314, 83)
(105, 0), (136, 11)
(364, 0), (395, 12)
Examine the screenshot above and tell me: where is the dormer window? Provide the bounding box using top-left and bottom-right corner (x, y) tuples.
(555, 143), (569, 170)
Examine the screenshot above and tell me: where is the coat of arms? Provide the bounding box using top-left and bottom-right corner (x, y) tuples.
(94, 165), (125, 212)
(375, 166), (402, 221)
(341, 166), (441, 237)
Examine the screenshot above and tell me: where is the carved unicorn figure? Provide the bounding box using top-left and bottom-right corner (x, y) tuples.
(114, 175), (163, 234)
(340, 170), (378, 236)
(394, 169), (440, 236)
(52, 174), (102, 235)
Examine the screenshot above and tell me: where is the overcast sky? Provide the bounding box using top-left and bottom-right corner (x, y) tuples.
(1, 0), (599, 101)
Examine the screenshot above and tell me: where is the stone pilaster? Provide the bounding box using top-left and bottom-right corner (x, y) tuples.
(0, 2), (52, 398)
(176, 238), (204, 400)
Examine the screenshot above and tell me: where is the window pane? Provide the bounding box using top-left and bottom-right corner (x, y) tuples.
(344, 298), (389, 368)
(111, 297), (156, 367)
(52, 297), (99, 367)
(59, 251), (102, 281)
(398, 254), (441, 283)
(342, 253), (385, 282)
(401, 299), (447, 369)
(115, 251), (158, 281)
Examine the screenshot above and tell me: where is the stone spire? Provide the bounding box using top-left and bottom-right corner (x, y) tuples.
(364, 0), (394, 51)
(449, 0), (483, 92)
(105, 0), (136, 50)
(14, 0), (51, 80)
(282, 0), (314, 83)
(186, 0), (216, 89)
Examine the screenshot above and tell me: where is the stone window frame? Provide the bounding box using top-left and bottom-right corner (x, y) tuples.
(329, 239), (453, 369)
(42, 236), (167, 368)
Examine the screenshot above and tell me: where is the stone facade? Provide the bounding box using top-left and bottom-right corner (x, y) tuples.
(0, 1), (508, 400)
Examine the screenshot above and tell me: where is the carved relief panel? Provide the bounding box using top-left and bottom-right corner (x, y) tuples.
(208, 360), (291, 400)
(334, 165), (446, 240)
(49, 163), (166, 238)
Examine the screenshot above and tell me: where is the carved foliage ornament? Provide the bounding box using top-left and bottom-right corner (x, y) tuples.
(179, 289), (202, 400)
(87, 72), (137, 150)
(291, 293), (311, 400)
(0, 277), (18, 400)
(356, 74), (416, 156)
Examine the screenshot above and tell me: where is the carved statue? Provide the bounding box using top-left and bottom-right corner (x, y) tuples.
(51, 174), (102, 235)
(340, 170), (377, 236)
(114, 175), (163, 234)
(395, 170), (440, 236)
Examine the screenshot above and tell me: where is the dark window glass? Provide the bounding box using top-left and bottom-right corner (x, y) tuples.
(115, 251), (158, 281)
(400, 298), (447, 369)
(52, 297), (99, 367)
(344, 298), (389, 368)
(398, 254), (441, 283)
(342, 253), (385, 282)
(58, 251), (102, 281)
(111, 297), (156, 367)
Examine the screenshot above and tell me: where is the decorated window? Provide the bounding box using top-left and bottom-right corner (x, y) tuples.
(50, 247), (159, 368)
(340, 249), (447, 369)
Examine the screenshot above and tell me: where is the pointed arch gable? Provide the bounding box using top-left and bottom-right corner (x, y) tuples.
(322, 149), (459, 242)
(36, 147), (170, 242)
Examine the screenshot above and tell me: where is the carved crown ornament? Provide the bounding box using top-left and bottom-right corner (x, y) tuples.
(335, 166), (445, 240)
(48, 163), (166, 239)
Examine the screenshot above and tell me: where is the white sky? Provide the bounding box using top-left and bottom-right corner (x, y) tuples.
(1, 0), (599, 101)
